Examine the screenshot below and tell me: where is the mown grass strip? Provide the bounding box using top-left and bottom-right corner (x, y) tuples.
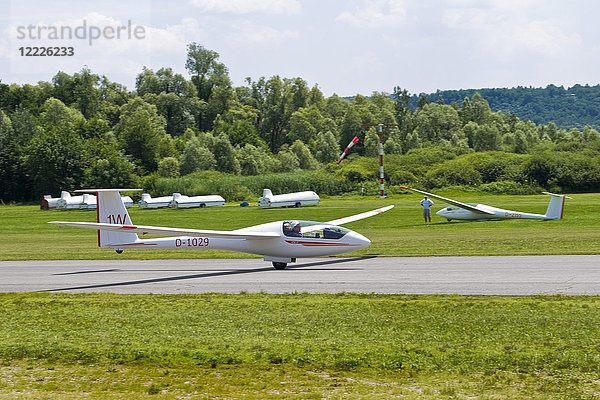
(1, 293), (599, 372)
(1, 193), (599, 260)
(1, 293), (600, 398)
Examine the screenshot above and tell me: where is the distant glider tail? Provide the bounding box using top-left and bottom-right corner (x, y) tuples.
(262, 189), (273, 198)
(542, 192), (571, 220)
(80, 189), (141, 249)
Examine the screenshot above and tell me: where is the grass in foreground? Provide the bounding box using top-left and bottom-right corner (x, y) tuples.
(1, 293), (600, 399)
(1, 192), (599, 260)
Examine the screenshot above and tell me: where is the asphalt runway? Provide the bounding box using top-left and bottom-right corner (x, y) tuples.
(1, 255), (599, 295)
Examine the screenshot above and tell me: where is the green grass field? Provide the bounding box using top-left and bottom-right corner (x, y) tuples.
(1, 193), (600, 398)
(2, 293), (600, 399)
(1, 192), (599, 260)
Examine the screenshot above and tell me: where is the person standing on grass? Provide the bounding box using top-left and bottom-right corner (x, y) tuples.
(420, 195), (434, 223)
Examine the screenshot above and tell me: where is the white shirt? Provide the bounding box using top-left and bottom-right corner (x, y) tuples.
(420, 198), (434, 210)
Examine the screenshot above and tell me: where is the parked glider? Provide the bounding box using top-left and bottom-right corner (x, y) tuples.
(49, 189), (393, 269)
(402, 187), (571, 221)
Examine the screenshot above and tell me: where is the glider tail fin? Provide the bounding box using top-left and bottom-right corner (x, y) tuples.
(79, 189), (140, 248)
(542, 192), (571, 220)
(262, 188), (273, 198)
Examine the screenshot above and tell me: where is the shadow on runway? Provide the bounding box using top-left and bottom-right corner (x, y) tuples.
(54, 269), (119, 275)
(41, 256), (376, 292)
(288, 256), (376, 270)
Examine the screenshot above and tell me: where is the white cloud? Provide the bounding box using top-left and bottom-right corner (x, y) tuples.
(503, 20), (581, 58)
(225, 20), (298, 47)
(189, 0), (301, 15)
(336, 0), (407, 28)
(2, 12), (199, 87)
(441, 7), (488, 29)
(440, 3), (581, 60)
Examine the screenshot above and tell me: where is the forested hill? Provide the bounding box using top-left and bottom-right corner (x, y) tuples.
(417, 85), (600, 130)
(2, 42), (600, 203)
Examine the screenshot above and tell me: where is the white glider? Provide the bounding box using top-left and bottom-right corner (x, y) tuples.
(257, 189), (319, 208)
(49, 189), (393, 269)
(402, 187), (571, 221)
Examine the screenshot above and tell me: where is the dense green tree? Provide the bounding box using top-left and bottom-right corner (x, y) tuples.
(213, 117), (266, 149)
(212, 134), (240, 174)
(306, 85), (325, 109)
(24, 127), (88, 198)
(245, 75), (312, 151)
(236, 143), (276, 175)
(73, 67), (101, 118)
(179, 137), (216, 174)
(40, 97), (83, 129)
(84, 144), (139, 189)
(472, 124), (501, 152)
(11, 105), (41, 146)
(363, 128), (380, 157)
(290, 140), (319, 170)
(314, 131), (340, 164)
(417, 84), (600, 130)
(287, 105), (335, 144)
(416, 93), (429, 110)
(135, 67), (161, 96)
(415, 103), (463, 144)
(524, 154), (555, 187)
(339, 105), (365, 155)
(98, 77), (131, 126)
(51, 71), (76, 106)
(157, 157), (181, 178)
(277, 147), (300, 172)
(185, 43), (221, 101)
(144, 92), (196, 136)
(74, 117), (110, 140)
(470, 93), (492, 125)
(0, 111), (30, 201)
(384, 132), (403, 155)
(393, 86), (414, 138)
(5, 50), (600, 202)
(115, 98), (167, 172)
(424, 158), (482, 188)
(324, 94), (349, 132)
(185, 43), (232, 130)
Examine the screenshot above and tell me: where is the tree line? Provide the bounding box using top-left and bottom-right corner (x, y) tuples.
(422, 84), (600, 130)
(1, 43), (599, 202)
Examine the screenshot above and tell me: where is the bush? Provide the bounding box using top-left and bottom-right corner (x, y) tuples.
(424, 158), (482, 189)
(157, 157), (180, 178)
(144, 170), (357, 201)
(479, 181), (542, 195)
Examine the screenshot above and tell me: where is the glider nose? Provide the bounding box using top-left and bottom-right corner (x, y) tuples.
(349, 231), (371, 250)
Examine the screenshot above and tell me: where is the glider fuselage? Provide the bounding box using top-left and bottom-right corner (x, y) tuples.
(436, 204), (551, 221)
(109, 220), (371, 258)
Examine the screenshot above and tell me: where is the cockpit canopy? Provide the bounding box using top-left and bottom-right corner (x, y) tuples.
(442, 203), (478, 212)
(282, 221), (349, 240)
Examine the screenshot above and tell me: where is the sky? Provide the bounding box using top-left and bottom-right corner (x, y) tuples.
(0, 0), (598, 97)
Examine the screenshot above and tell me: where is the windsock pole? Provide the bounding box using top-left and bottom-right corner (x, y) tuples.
(378, 123), (385, 198)
(337, 136), (360, 164)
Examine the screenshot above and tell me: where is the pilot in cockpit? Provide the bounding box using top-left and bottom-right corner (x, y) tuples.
(283, 220), (302, 237)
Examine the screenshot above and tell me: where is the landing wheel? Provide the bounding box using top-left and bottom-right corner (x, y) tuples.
(115, 249), (123, 254)
(447, 219), (452, 222)
(272, 262), (287, 270)
(294, 202), (301, 208)
(199, 203), (206, 208)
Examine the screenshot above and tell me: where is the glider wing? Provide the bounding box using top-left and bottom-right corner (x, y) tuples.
(300, 205), (394, 234)
(402, 187), (494, 215)
(48, 221), (279, 240)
